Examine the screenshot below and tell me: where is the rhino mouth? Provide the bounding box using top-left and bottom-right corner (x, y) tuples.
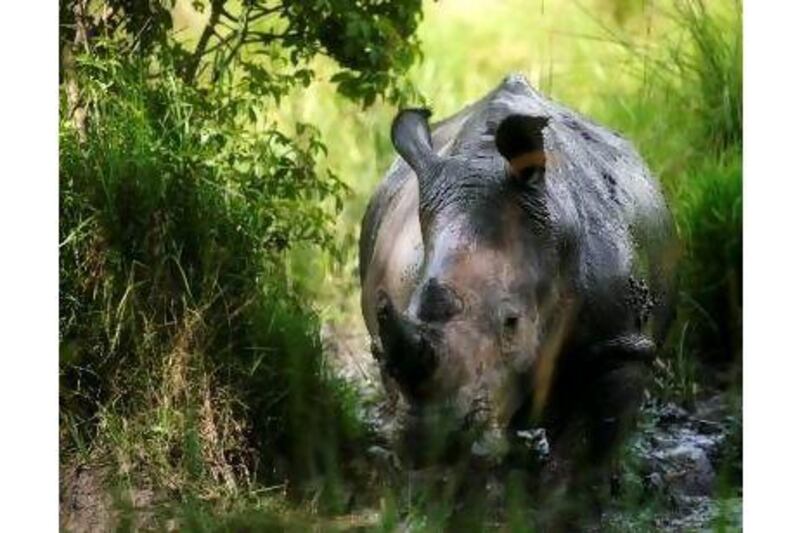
(390, 387), (524, 467)
(396, 402), (546, 469)
(376, 291), (540, 466)
(396, 401), (485, 466)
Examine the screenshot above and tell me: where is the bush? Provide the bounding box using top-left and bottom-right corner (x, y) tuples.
(60, 1), (427, 509)
(676, 154), (742, 367)
(60, 40), (364, 507)
(670, 1), (742, 370)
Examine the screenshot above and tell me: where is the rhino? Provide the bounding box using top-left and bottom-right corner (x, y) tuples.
(359, 74), (676, 475)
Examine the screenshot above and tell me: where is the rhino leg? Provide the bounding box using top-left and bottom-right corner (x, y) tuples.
(583, 361), (649, 466)
(534, 338), (653, 527)
(578, 335), (653, 468)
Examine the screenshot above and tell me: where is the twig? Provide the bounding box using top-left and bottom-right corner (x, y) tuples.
(211, 4), (253, 83)
(184, 0), (225, 83)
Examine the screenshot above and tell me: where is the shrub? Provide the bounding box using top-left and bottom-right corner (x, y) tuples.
(59, 0), (426, 510)
(60, 41), (360, 491)
(676, 154), (742, 368)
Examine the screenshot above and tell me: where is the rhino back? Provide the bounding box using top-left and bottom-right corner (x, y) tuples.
(438, 74), (671, 247)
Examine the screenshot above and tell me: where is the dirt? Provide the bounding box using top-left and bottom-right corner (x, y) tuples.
(60, 460), (160, 532)
(60, 462), (114, 533)
(600, 396), (742, 531)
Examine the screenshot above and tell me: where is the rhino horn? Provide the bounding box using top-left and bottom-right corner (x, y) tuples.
(376, 291), (438, 390)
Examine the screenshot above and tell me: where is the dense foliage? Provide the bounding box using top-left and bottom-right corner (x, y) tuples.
(671, 1), (742, 371)
(60, 0), (423, 105)
(59, 0), (424, 507)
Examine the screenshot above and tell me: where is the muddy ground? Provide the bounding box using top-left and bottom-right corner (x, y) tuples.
(61, 323), (742, 531)
(322, 323), (743, 532)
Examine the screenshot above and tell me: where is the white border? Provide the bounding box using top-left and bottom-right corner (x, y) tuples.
(0, 1), (59, 529)
(744, 0), (800, 529)
(0, 0), (795, 529)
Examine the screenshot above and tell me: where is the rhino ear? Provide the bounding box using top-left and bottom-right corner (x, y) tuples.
(391, 108), (439, 178)
(495, 114), (549, 181)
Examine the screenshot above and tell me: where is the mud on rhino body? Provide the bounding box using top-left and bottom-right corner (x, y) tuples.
(359, 74), (676, 471)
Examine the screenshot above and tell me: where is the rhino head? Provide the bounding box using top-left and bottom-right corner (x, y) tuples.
(377, 108), (572, 463)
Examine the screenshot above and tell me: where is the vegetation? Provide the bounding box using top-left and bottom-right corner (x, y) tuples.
(600, 0), (743, 379)
(60, 0), (424, 521)
(60, 0), (742, 529)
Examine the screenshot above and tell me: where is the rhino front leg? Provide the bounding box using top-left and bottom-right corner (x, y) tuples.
(582, 335), (654, 470)
(575, 360), (650, 522)
(563, 338), (654, 523)
(533, 337), (653, 529)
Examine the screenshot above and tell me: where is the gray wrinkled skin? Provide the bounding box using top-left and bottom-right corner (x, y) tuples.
(359, 74), (677, 468)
